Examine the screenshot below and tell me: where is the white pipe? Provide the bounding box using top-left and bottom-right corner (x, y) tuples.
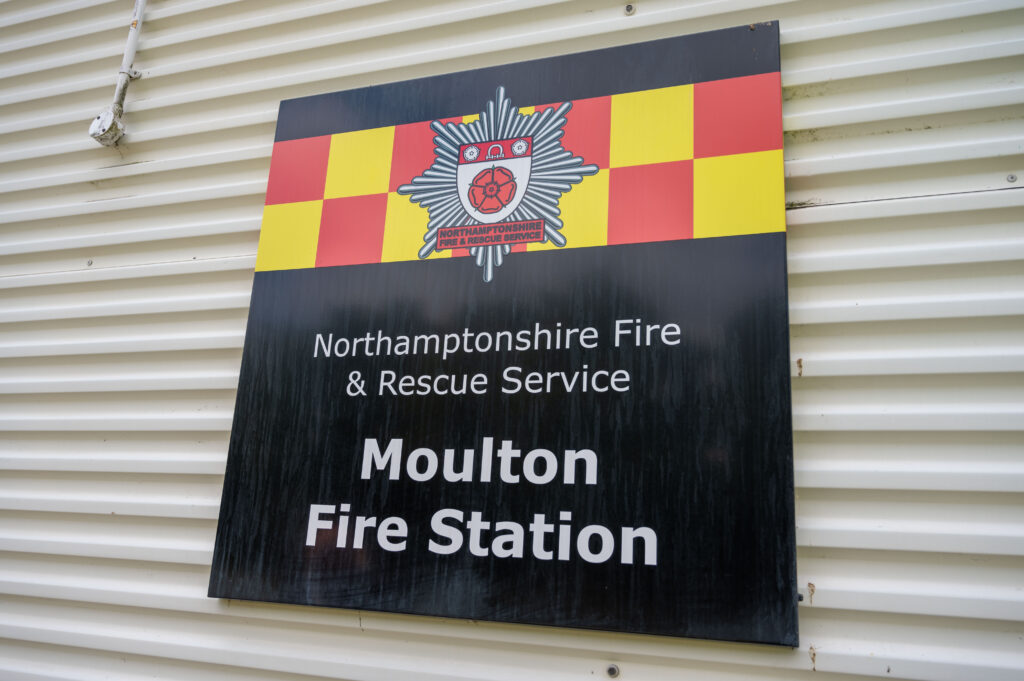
(89, 0), (147, 146)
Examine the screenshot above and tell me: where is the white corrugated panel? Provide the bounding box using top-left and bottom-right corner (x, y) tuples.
(1, 0), (1022, 679)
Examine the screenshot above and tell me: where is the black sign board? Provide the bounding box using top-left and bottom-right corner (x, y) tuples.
(210, 22), (797, 647)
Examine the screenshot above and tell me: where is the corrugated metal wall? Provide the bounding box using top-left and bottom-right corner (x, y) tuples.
(1, 0), (1022, 679)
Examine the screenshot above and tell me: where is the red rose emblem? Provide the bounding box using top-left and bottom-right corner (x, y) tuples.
(468, 166), (516, 214)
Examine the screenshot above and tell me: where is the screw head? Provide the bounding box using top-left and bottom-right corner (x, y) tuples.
(87, 259), (93, 266)
(606, 664), (620, 678)
(624, 4), (636, 16)
(1008, 174), (1018, 183)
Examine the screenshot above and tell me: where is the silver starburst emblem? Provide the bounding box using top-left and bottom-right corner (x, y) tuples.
(397, 87), (598, 282)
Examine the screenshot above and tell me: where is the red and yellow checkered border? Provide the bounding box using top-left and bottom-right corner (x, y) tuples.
(256, 72), (784, 272)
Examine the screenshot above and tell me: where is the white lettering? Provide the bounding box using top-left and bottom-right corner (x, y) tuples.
(406, 447), (438, 481)
(428, 509), (465, 554)
(523, 448), (557, 485)
(378, 517), (408, 552)
(621, 526), (658, 566)
(361, 438), (402, 480)
(577, 525), (616, 563)
(305, 504), (334, 546)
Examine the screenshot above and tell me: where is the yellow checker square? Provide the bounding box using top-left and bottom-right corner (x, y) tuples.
(255, 200), (322, 272)
(463, 114), (480, 124)
(529, 171), (609, 252)
(610, 84), (693, 168)
(382, 193), (450, 262)
(324, 126), (395, 199)
(694, 149), (785, 239)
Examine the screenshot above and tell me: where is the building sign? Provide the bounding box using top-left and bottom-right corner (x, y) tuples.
(210, 22), (798, 647)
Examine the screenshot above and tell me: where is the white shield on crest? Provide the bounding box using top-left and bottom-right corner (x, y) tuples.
(455, 138), (532, 224)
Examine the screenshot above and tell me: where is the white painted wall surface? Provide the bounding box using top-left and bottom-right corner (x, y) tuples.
(1, 1), (1023, 679)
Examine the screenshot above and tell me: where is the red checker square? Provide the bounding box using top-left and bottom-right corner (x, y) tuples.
(694, 72), (782, 159)
(316, 194), (388, 267)
(390, 117), (461, 192)
(537, 95), (611, 169)
(608, 160), (693, 245)
(265, 135), (331, 205)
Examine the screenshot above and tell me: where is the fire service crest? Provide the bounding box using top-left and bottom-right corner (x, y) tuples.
(398, 87), (598, 281)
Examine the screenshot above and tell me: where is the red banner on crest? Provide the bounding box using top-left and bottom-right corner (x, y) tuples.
(436, 219), (545, 249)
